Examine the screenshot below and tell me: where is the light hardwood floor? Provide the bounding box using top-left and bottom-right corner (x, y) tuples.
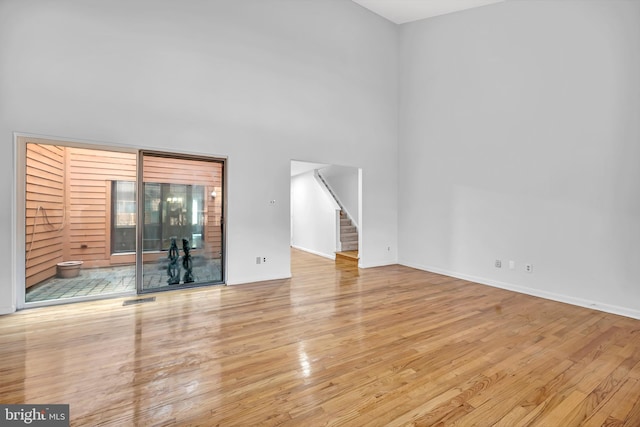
(1, 249), (640, 426)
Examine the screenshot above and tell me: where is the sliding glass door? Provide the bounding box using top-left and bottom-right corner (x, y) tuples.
(21, 136), (225, 307)
(138, 152), (224, 293)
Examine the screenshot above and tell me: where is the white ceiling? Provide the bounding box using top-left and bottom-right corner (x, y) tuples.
(350, 0), (506, 24)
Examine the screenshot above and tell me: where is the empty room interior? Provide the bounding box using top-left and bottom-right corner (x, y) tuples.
(1, 0), (639, 425)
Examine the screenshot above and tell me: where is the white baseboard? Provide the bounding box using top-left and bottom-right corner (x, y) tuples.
(227, 273), (292, 286)
(359, 259), (396, 269)
(291, 245), (335, 260)
(400, 261), (640, 320)
(0, 303), (16, 315)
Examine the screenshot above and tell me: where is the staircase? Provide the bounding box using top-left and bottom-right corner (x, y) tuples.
(339, 211), (358, 252)
(336, 211), (359, 264)
(316, 170), (359, 264)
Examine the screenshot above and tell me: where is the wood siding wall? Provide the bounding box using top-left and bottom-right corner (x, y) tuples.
(25, 143), (65, 287)
(68, 148), (137, 266)
(25, 142), (224, 288)
(143, 155), (223, 261)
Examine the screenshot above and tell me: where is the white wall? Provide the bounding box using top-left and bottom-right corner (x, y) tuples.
(291, 171), (339, 258)
(319, 165), (360, 228)
(8, 0), (632, 319)
(0, 0), (399, 313)
(398, 0), (640, 318)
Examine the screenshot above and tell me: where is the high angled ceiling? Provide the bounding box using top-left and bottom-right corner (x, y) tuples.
(350, 0), (506, 24)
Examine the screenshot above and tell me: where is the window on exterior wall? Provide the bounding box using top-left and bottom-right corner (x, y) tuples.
(112, 182), (206, 253)
(111, 181), (136, 253)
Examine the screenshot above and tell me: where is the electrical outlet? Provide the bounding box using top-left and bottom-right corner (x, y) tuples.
(509, 260), (515, 269)
(525, 263), (533, 273)
(263, 257), (267, 263)
(495, 259), (502, 268)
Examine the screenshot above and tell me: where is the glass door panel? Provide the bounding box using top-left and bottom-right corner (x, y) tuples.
(23, 139), (138, 305)
(139, 152), (224, 292)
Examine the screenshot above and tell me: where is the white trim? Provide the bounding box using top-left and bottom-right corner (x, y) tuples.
(291, 245), (336, 260)
(335, 209), (342, 253)
(0, 304), (16, 315)
(227, 274), (292, 286)
(22, 291), (136, 310)
(358, 259), (395, 269)
(12, 131), (229, 159)
(13, 134), (24, 312)
(401, 261), (640, 320)
(13, 132), (229, 312)
(357, 168), (363, 268)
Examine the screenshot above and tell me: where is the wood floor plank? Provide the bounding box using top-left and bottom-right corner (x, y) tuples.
(1, 248), (640, 426)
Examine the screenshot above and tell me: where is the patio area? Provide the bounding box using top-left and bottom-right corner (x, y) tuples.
(23, 142), (225, 305)
(26, 259), (223, 303)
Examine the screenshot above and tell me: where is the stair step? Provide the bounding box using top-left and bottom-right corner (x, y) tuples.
(340, 219), (352, 226)
(341, 225), (356, 234)
(341, 242), (358, 251)
(341, 233), (358, 242)
(335, 251), (358, 263)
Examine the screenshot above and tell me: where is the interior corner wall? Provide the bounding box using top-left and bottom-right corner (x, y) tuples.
(398, 0), (640, 317)
(0, 0), (399, 313)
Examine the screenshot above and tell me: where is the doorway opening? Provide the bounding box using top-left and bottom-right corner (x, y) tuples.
(18, 136), (225, 307)
(290, 160), (361, 266)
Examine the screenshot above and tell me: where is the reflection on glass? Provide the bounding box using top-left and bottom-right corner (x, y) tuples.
(140, 154), (224, 292)
(23, 143), (224, 304)
(112, 181), (137, 253)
